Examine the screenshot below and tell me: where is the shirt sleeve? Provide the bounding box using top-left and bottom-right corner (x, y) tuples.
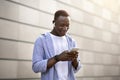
(32, 37), (48, 73)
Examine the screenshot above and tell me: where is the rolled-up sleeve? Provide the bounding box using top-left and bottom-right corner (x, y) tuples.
(32, 37), (48, 73)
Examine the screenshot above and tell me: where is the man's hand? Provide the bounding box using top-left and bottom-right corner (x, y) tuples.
(69, 51), (79, 69)
(57, 50), (78, 61)
(69, 51), (78, 61)
(59, 50), (79, 69)
(56, 50), (73, 61)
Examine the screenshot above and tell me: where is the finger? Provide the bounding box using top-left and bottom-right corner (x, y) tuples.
(75, 55), (78, 58)
(62, 50), (69, 54)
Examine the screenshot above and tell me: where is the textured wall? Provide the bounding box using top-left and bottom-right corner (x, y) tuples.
(0, 0), (120, 80)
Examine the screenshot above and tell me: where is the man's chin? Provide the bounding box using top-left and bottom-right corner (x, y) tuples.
(59, 33), (66, 36)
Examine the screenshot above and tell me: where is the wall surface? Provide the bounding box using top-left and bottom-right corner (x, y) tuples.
(0, 0), (120, 80)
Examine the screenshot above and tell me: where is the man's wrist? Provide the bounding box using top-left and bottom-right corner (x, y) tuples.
(54, 55), (60, 62)
(72, 59), (78, 69)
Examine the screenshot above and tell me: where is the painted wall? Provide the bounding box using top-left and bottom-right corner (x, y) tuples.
(0, 0), (120, 80)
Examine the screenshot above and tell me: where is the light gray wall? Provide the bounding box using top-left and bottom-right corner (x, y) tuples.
(0, 0), (120, 80)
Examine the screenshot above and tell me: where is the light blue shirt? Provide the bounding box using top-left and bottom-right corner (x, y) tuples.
(32, 32), (81, 80)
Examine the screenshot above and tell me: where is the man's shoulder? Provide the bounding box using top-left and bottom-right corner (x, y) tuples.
(38, 32), (49, 38)
(65, 34), (71, 39)
(65, 34), (75, 42)
(35, 32), (50, 41)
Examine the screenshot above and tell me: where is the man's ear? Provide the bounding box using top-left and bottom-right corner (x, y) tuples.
(52, 20), (55, 24)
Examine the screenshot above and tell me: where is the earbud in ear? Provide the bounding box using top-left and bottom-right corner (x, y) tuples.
(52, 20), (55, 24)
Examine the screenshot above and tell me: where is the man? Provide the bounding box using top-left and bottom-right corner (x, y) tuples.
(32, 10), (81, 80)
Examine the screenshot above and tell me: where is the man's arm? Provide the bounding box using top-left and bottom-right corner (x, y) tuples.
(47, 51), (74, 70)
(69, 51), (80, 70)
(47, 56), (58, 69)
(72, 59), (78, 69)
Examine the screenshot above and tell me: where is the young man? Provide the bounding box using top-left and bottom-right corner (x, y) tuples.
(32, 10), (81, 80)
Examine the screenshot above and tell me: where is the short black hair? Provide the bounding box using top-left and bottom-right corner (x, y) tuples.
(53, 10), (69, 23)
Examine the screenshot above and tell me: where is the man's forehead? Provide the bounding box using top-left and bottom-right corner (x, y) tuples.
(57, 16), (70, 21)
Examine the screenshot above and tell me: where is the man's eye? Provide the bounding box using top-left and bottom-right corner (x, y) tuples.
(60, 24), (69, 27)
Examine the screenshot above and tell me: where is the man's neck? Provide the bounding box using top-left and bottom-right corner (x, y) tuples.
(51, 28), (59, 36)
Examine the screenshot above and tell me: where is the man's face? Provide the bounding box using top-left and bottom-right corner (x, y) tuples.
(54, 16), (69, 36)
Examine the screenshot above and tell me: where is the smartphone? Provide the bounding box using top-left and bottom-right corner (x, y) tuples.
(70, 48), (80, 52)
